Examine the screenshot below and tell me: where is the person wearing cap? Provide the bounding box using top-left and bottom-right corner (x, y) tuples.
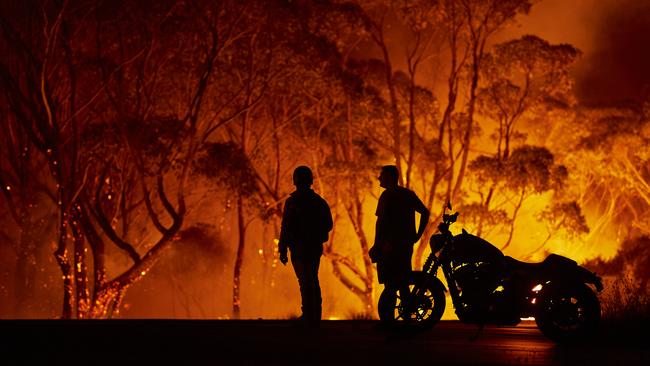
(279, 166), (333, 326)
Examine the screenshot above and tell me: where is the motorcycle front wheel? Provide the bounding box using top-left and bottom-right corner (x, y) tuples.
(377, 272), (446, 330)
(535, 283), (600, 343)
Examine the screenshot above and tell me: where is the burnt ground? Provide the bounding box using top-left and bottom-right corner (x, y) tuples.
(0, 320), (647, 365)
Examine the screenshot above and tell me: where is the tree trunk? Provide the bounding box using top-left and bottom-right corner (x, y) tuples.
(89, 283), (124, 319)
(476, 185), (496, 237)
(55, 214), (73, 319)
(344, 196), (375, 316)
(329, 259), (374, 317)
(414, 211), (443, 269)
(233, 193), (246, 319)
(14, 220), (36, 317)
(377, 37), (402, 180)
(353, 198), (375, 316)
(501, 191), (525, 251)
(452, 46), (480, 201)
(406, 71), (417, 189)
(71, 205), (90, 318)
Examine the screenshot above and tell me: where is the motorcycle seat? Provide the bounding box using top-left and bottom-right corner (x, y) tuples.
(505, 254), (579, 280)
(504, 256), (544, 273)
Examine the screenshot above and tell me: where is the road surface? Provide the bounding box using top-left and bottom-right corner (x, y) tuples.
(0, 320), (647, 365)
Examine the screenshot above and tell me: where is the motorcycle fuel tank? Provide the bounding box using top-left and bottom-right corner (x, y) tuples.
(449, 233), (505, 265)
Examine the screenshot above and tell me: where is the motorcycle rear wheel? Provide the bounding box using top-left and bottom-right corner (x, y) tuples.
(535, 283), (600, 343)
(378, 272), (446, 330)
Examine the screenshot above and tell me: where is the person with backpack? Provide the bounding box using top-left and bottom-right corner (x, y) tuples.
(279, 166), (333, 326)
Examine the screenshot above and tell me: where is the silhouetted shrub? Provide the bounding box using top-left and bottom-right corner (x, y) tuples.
(599, 275), (650, 325)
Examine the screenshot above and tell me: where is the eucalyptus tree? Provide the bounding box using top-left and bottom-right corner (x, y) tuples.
(549, 103), (650, 249)
(469, 35), (580, 237)
(467, 145), (570, 250)
(0, 0), (265, 318)
(403, 0), (535, 266)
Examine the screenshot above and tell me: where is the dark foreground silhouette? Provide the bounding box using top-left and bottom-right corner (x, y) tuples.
(371, 165), (430, 308)
(0, 319), (647, 365)
(279, 166), (333, 326)
(377, 202), (604, 343)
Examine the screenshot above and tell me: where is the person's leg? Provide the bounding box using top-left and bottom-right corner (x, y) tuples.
(298, 253), (321, 324)
(385, 255), (413, 320)
(309, 254), (322, 322)
(386, 281), (411, 320)
(291, 255), (310, 320)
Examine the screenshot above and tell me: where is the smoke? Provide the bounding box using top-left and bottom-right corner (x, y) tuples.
(505, 0), (650, 106)
(583, 236), (650, 288)
(573, 0), (650, 106)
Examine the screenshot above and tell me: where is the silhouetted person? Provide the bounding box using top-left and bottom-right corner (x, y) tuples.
(279, 166), (333, 326)
(370, 165), (429, 305)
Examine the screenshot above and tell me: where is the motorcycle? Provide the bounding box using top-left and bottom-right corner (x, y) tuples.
(377, 202), (603, 342)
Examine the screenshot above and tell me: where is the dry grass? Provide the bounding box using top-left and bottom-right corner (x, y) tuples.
(599, 275), (650, 323)
(346, 310), (375, 320)
(598, 275), (649, 345)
